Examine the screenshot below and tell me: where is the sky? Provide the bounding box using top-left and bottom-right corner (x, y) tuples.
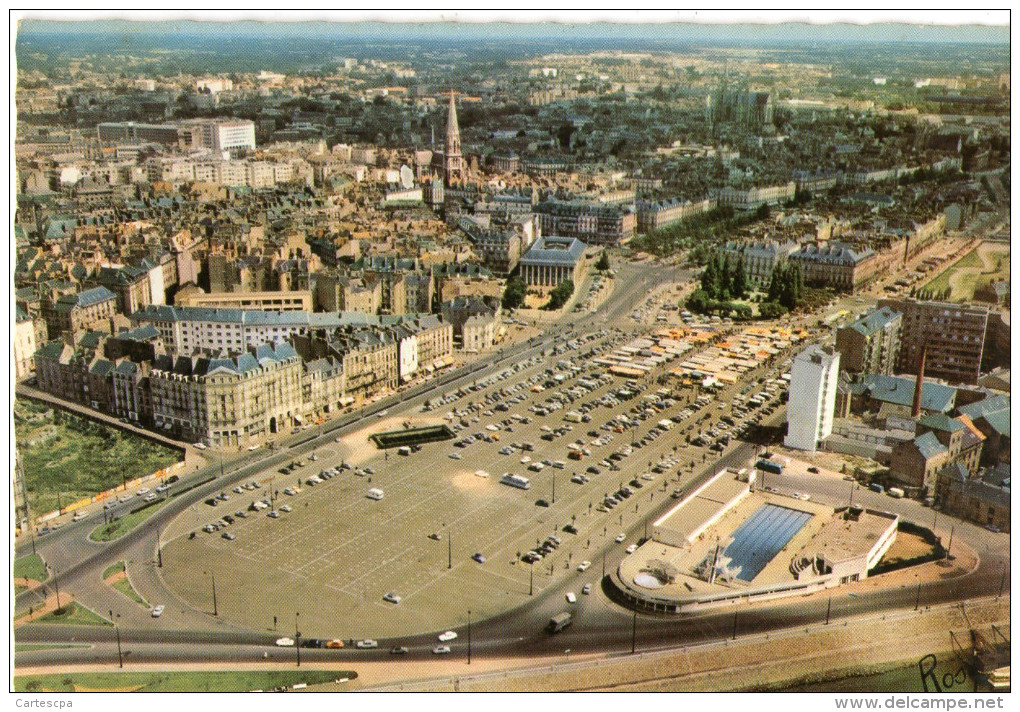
(14, 10), (1011, 44)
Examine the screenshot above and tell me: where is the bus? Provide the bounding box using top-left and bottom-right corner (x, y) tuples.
(500, 473), (531, 490)
(755, 459), (784, 475)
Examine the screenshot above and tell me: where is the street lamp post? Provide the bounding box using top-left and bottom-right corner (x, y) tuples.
(529, 565), (533, 596)
(110, 610), (123, 668)
(731, 609), (738, 640)
(210, 572), (218, 617)
(157, 528), (162, 568)
(295, 612), (301, 667)
(630, 607), (637, 654)
(551, 472), (555, 504)
(914, 579), (922, 611)
(467, 610), (472, 665)
(825, 593), (832, 625)
(53, 568), (61, 611)
(945, 526), (955, 560)
(448, 529), (452, 570)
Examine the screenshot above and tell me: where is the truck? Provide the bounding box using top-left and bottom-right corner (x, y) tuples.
(547, 612), (573, 633)
(755, 459), (784, 475)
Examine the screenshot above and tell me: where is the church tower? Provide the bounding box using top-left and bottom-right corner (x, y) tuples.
(443, 91), (465, 186)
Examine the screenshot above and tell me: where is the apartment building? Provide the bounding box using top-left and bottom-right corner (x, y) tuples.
(150, 342), (305, 447)
(14, 309), (37, 380)
(877, 298), (991, 385)
(722, 239), (798, 287)
(715, 181), (795, 210)
(635, 197), (715, 232)
(835, 307), (903, 375)
(788, 242), (882, 294)
(534, 200), (636, 246)
(44, 286), (118, 337)
(785, 344), (840, 452)
(175, 289), (314, 313)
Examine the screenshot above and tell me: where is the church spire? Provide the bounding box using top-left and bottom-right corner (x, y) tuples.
(443, 91), (464, 186)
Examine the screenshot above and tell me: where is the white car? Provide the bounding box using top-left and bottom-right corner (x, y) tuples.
(193, 442), (207, 450)
(383, 592), (402, 604)
(151, 605), (165, 618)
(437, 631), (458, 642)
(626, 544), (638, 554)
(275, 637), (295, 647)
(279, 504), (292, 513)
(432, 645), (451, 655)
(448, 452), (462, 460)
(136, 488), (150, 497)
(356, 639), (378, 649)
(143, 493), (157, 503)
(582, 583), (593, 595)
(247, 445), (259, 451)
(566, 592), (577, 604)
(615, 533), (626, 543)
(577, 560), (591, 572)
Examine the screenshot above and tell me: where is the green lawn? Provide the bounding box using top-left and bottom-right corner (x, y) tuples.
(15, 643), (90, 652)
(13, 398), (182, 515)
(924, 242), (1010, 300)
(33, 602), (112, 627)
(112, 576), (148, 608)
(90, 501), (166, 542)
(102, 561), (126, 580)
(14, 669), (358, 693)
(13, 552), (47, 582)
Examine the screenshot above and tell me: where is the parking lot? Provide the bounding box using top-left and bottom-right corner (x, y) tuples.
(160, 324), (793, 640)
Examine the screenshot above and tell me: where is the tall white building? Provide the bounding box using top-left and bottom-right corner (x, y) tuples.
(203, 120), (256, 153)
(785, 344), (840, 452)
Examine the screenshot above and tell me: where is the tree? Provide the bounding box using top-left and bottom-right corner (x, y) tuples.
(732, 257), (748, 299)
(700, 258), (719, 296)
(758, 301), (788, 320)
(596, 252), (611, 271)
(546, 280), (575, 310)
(719, 253), (731, 297)
(687, 289), (711, 313)
(502, 277), (527, 310)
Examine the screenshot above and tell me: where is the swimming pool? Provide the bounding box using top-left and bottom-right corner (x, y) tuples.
(721, 503), (812, 581)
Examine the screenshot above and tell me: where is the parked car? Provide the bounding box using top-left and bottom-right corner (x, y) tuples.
(438, 631), (458, 642)
(151, 605), (165, 618)
(432, 645), (451, 655)
(275, 637), (295, 647)
(325, 639), (344, 649)
(382, 592), (402, 604)
(356, 639), (378, 649)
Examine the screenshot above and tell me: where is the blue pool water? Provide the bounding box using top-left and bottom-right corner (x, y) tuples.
(721, 504), (812, 581)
